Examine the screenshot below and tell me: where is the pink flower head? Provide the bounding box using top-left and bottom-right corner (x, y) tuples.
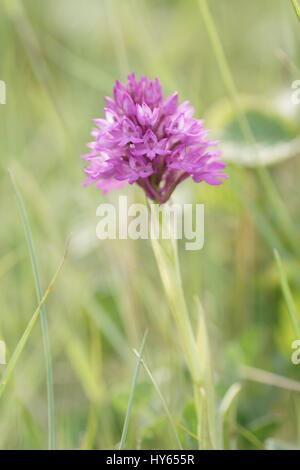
(82, 73), (227, 203)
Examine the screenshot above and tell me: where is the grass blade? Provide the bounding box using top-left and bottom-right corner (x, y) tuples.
(119, 331), (148, 450)
(9, 169), (56, 449)
(291, 0), (300, 23)
(240, 365), (300, 393)
(220, 383), (242, 450)
(235, 424), (265, 450)
(195, 298), (217, 448)
(198, 388), (213, 449)
(0, 240), (69, 401)
(133, 348), (183, 450)
(274, 249), (300, 338)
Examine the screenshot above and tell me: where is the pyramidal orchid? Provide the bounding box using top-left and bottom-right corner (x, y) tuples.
(82, 74), (226, 449)
(82, 73), (227, 203)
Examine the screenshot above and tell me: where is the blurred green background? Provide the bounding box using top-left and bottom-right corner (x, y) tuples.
(0, 0), (299, 450)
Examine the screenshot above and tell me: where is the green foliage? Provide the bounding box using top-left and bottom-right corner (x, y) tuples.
(0, 0), (300, 450)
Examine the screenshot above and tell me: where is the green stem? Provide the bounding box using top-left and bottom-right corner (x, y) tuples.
(151, 229), (201, 382)
(149, 206), (204, 447)
(291, 0), (300, 23)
